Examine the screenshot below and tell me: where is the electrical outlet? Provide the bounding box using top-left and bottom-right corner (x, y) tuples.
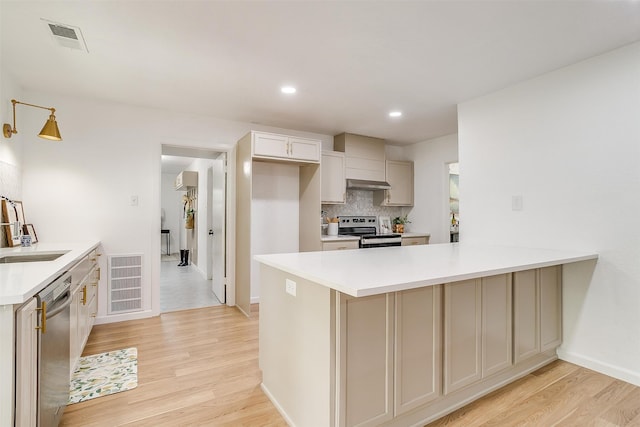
(130, 195), (139, 206)
(285, 279), (296, 297)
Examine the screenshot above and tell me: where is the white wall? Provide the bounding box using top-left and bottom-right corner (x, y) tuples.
(403, 134), (458, 243)
(458, 42), (640, 385)
(14, 88), (331, 323)
(0, 73), (23, 248)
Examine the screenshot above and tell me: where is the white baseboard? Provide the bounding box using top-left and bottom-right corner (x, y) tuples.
(251, 296), (260, 304)
(557, 348), (640, 387)
(261, 383), (295, 427)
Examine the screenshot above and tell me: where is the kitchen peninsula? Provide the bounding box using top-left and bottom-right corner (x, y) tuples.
(256, 243), (598, 427)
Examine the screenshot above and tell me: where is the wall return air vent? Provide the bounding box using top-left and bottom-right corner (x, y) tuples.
(41, 19), (89, 52)
(108, 254), (143, 314)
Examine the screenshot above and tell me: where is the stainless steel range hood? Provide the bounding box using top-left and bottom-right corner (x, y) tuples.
(346, 178), (391, 190)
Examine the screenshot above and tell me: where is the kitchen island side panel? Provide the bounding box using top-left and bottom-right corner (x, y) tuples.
(259, 264), (334, 427)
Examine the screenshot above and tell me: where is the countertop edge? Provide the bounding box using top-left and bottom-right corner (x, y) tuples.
(352, 253), (598, 297)
(255, 247), (598, 298)
(0, 241), (101, 305)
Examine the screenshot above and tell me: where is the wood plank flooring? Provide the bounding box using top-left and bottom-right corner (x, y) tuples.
(60, 305), (286, 427)
(426, 361), (640, 427)
(61, 304), (640, 426)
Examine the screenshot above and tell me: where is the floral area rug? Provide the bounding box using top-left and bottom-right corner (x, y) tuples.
(69, 347), (138, 404)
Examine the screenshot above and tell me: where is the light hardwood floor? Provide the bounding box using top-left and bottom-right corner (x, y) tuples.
(61, 304), (640, 427)
(61, 305), (286, 426)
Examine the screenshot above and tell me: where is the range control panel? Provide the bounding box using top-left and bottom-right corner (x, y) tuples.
(337, 216), (378, 227)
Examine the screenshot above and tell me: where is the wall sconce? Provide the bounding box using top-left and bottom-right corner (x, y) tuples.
(3, 99), (62, 141)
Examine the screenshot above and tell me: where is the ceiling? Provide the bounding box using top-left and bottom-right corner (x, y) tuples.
(2, 1), (640, 145)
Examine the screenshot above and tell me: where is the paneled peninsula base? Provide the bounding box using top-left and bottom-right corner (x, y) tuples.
(259, 264), (563, 427)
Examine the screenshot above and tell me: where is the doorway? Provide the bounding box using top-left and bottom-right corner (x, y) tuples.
(160, 146), (227, 312)
(448, 162), (459, 242)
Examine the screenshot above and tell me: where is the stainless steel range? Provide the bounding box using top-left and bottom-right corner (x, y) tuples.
(337, 216), (402, 248)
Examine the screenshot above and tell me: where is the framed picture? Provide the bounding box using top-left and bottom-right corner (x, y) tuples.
(23, 223), (38, 244)
(1, 199), (25, 247)
(379, 216), (392, 234)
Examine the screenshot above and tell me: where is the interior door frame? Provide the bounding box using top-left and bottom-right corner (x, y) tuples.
(158, 144), (236, 313)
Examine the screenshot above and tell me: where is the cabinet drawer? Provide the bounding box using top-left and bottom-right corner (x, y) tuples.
(322, 240), (359, 251)
(401, 237), (428, 246)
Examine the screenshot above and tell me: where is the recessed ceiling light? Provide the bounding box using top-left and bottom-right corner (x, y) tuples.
(281, 86), (297, 94)
(389, 111), (402, 118)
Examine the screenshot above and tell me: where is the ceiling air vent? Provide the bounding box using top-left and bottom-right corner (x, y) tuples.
(41, 19), (89, 52)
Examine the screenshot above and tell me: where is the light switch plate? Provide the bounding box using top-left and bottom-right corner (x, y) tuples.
(285, 279), (297, 297)
(512, 195), (523, 211)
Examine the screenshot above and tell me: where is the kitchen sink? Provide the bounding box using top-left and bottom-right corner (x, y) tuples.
(0, 251), (69, 264)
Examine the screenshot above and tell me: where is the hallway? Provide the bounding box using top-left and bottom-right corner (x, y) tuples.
(160, 255), (221, 312)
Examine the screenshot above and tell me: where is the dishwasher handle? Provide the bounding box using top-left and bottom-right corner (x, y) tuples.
(38, 290), (72, 334)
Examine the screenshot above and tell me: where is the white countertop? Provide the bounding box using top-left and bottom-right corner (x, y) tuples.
(0, 241), (100, 305)
(255, 243), (598, 297)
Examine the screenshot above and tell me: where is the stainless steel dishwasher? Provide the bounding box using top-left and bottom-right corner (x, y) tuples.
(36, 271), (72, 427)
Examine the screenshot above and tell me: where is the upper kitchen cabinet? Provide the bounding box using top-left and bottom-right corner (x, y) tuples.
(374, 160), (414, 206)
(334, 133), (386, 181)
(252, 131), (320, 163)
(175, 171), (198, 190)
(321, 151), (346, 204)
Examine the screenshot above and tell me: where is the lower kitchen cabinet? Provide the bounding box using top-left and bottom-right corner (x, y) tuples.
(338, 287), (442, 426)
(444, 279), (482, 394)
(71, 264), (99, 373)
(338, 293), (394, 427)
(15, 298), (38, 427)
(444, 274), (512, 394)
(322, 240), (359, 251)
(401, 236), (429, 246)
(394, 286), (441, 415)
(514, 266), (561, 363)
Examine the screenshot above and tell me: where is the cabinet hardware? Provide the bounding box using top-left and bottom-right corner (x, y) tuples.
(96, 268), (101, 281)
(82, 286), (87, 305)
(36, 301), (47, 334)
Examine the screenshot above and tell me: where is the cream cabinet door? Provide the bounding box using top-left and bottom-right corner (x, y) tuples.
(322, 240), (359, 251)
(338, 293), (394, 427)
(394, 286), (441, 415)
(289, 137), (320, 162)
(444, 279), (482, 394)
(253, 132), (289, 158)
(70, 284), (82, 372)
(253, 132), (321, 163)
(513, 269), (539, 363)
(481, 274), (512, 378)
(16, 297), (38, 427)
(374, 161), (414, 206)
(514, 267), (562, 363)
(540, 266), (562, 352)
(321, 151), (346, 204)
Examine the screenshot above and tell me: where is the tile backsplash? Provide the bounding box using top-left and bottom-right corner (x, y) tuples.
(322, 189), (406, 222)
(0, 160), (22, 248)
